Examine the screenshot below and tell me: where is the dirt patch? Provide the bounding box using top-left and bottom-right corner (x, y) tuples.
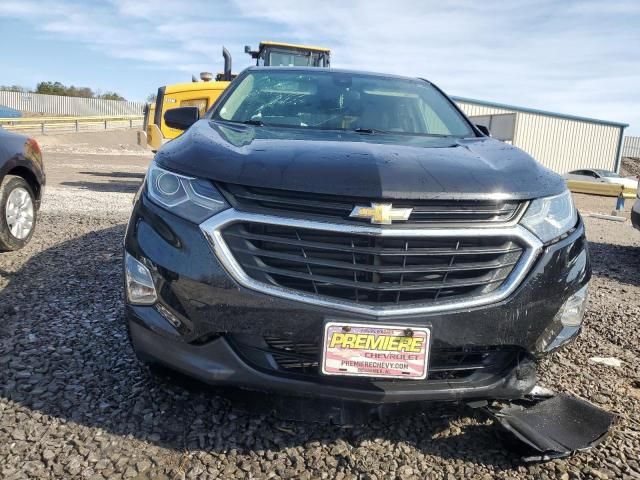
(34, 129), (147, 155)
(621, 157), (640, 178)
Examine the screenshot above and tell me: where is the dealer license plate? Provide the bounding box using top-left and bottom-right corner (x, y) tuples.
(321, 322), (430, 379)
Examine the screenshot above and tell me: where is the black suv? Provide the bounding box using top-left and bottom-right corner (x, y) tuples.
(124, 68), (589, 404)
(0, 128), (45, 251)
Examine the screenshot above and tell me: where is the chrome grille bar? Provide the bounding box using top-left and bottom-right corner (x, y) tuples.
(200, 209), (542, 316)
(219, 183), (526, 226)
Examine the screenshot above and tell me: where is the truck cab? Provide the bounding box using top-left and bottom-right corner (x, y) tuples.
(244, 41), (331, 67)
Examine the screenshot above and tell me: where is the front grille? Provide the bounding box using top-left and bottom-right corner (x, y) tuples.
(222, 223), (524, 307)
(219, 183), (522, 225)
(228, 334), (520, 381)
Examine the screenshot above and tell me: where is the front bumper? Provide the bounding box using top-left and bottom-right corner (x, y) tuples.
(124, 195), (590, 403)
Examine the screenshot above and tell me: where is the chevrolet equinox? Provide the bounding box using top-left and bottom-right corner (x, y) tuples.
(124, 67), (589, 404)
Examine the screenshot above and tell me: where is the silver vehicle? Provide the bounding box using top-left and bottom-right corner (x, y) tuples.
(564, 169), (638, 190)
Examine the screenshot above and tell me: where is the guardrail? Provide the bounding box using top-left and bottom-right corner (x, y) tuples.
(0, 115), (144, 134)
(566, 180), (637, 199)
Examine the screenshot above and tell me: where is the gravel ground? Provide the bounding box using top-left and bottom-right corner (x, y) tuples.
(1, 131), (640, 479)
(621, 157), (640, 178)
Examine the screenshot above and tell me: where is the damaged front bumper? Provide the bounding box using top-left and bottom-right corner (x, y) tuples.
(128, 315), (537, 403)
(481, 387), (615, 461)
(124, 195), (617, 460)
(124, 195), (591, 403)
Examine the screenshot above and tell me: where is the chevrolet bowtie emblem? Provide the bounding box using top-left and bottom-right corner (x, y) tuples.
(349, 203), (413, 224)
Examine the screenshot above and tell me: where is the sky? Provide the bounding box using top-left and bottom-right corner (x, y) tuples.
(0, 0), (639, 133)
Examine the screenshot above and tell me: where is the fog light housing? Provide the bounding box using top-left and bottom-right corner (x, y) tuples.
(559, 284), (588, 327)
(536, 284), (589, 354)
(125, 252), (157, 305)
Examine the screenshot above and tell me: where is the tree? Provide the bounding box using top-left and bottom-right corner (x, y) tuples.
(35, 81), (67, 96)
(0, 85), (30, 93)
(99, 92), (126, 101)
(68, 86), (94, 98)
(34, 81), (125, 100)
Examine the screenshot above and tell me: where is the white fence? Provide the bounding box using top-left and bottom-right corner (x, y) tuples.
(0, 90), (144, 117)
(623, 136), (640, 158)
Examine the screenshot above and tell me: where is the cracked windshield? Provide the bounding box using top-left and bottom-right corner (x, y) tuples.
(216, 70), (473, 136)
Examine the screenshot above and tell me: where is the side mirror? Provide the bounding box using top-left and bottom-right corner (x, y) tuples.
(475, 124), (491, 137)
(164, 107), (200, 130)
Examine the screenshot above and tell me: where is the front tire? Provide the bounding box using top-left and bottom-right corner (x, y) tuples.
(0, 175), (37, 251)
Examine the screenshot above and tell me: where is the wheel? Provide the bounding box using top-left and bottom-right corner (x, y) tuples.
(0, 175), (37, 251)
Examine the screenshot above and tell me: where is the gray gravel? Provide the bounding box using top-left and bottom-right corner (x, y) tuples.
(1, 132), (640, 479)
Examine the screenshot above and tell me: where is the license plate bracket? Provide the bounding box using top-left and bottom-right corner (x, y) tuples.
(321, 321), (431, 379)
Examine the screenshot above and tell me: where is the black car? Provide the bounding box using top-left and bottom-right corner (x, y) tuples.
(0, 128), (45, 251)
(124, 67), (590, 405)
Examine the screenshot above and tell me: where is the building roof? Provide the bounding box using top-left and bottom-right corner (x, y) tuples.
(451, 96), (628, 128)
(259, 41), (331, 52)
(0, 105), (21, 118)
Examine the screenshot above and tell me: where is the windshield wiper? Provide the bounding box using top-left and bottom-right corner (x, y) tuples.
(241, 119), (264, 126)
(353, 127), (388, 134)
(218, 119), (265, 127)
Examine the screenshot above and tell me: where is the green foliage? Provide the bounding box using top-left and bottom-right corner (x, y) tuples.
(33, 81), (126, 101)
(0, 85), (30, 93)
(35, 81), (70, 96)
(98, 92), (126, 101)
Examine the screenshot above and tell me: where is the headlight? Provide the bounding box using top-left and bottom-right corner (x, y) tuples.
(146, 161), (229, 222)
(521, 190), (577, 243)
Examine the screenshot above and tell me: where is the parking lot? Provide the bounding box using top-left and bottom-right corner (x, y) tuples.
(1, 131), (639, 480)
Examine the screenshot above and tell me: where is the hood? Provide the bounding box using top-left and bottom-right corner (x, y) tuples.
(155, 120), (565, 201)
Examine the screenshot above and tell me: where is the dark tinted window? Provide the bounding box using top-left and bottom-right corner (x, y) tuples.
(268, 52), (315, 67)
(594, 169), (619, 178)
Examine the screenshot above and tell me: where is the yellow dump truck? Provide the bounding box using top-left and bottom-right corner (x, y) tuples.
(141, 42), (331, 150)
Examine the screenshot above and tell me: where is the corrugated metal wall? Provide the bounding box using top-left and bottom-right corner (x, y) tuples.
(453, 98), (625, 174)
(512, 112), (620, 173)
(623, 136), (640, 158)
(0, 90), (144, 116)
(454, 102), (514, 117)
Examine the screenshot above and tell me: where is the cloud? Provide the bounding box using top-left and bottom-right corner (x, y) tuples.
(231, 0), (639, 128)
(0, 0), (638, 132)
(0, 0), (236, 71)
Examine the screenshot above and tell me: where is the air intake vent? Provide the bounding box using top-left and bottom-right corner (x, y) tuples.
(227, 334), (523, 381)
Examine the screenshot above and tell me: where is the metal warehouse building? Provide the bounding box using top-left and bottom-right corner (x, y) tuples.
(451, 97), (628, 174)
(623, 136), (640, 158)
